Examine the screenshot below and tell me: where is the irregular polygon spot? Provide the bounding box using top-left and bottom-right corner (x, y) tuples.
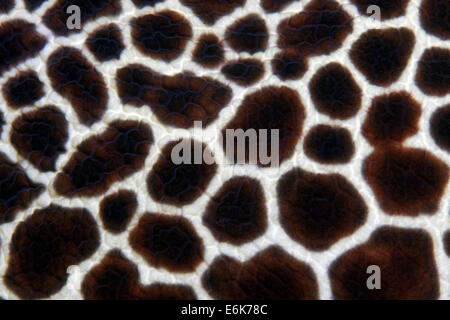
(131, 10), (192, 62)
(350, 0), (410, 20)
(309, 63), (362, 120)
(5, 204), (100, 299)
(222, 86), (305, 167)
(180, 0), (245, 25)
(202, 245), (319, 299)
(362, 91), (421, 147)
(86, 23), (124, 62)
(349, 28), (415, 87)
(10, 106), (69, 172)
(415, 47), (450, 97)
(203, 176), (267, 245)
(131, 0), (165, 8)
(129, 213), (204, 273)
(225, 14), (268, 54)
(363, 147), (449, 216)
(82, 249), (197, 300)
(43, 0), (121, 36)
(2, 70), (44, 109)
(0, 20), (47, 76)
(420, 0), (450, 40)
(0, 0), (14, 13)
(272, 49), (307, 81)
(261, 0), (298, 13)
(24, 0), (47, 11)
(147, 139), (216, 206)
(303, 125), (355, 164)
(0, 152), (43, 224)
(99, 190), (137, 234)
(116, 64), (232, 129)
(192, 33), (224, 68)
(46, 47), (108, 126)
(277, 168), (368, 251)
(329, 226), (439, 299)
(277, 0), (353, 59)
(430, 104), (450, 153)
(54, 120), (153, 197)
(221, 59), (265, 87)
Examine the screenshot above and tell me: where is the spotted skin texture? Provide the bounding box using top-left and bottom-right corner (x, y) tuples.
(2, 70), (44, 109)
(99, 190), (138, 234)
(86, 24), (124, 62)
(415, 47), (450, 97)
(221, 59), (265, 87)
(225, 14), (268, 54)
(192, 33), (224, 68)
(420, 0), (450, 40)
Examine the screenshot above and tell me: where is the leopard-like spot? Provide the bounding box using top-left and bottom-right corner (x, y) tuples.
(99, 190), (137, 234)
(420, 0), (449, 40)
(180, 0), (245, 26)
(225, 14), (268, 54)
(415, 47), (450, 97)
(430, 104), (450, 153)
(221, 59), (265, 87)
(86, 23), (124, 62)
(2, 70), (44, 109)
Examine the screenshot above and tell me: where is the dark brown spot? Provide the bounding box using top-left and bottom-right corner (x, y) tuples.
(430, 104), (450, 153)
(225, 14), (268, 54)
(444, 231), (450, 257)
(420, 0), (449, 40)
(303, 125), (354, 164)
(0, 0), (14, 13)
(362, 91), (421, 147)
(131, 0), (165, 8)
(277, 0), (353, 59)
(131, 10), (192, 62)
(10, 106), (69, 172)
(363, 147), (449, 216)
(47, 47), (108, 126)
(129, 213), (204, 273)
(350, 28), (415, 87)
(203, 176), (267, 245)
(0, 112), (3, 136)
(221, 59), (265, 87)
(116, 64), (232, 129)
(54, 120), (153, 197)
(180, 0), (245, 25)
(2, 70), (44, 109)
(0, 152), (43, 224)
(147, 139), (216, 206)
(415, 47), (450, 97)
(272, 49), (307, 81)
(309, 63), (362, 120)
(82, 249), (196, 300)
(222, 86), (305, 167)
(202, 245), (318, 299)
(24, 0), (47, 11)
(261, 0), (298, 13)
(43, 0), (121, 36)
(350, 0), (410, 20)
(0, 20), (46, 77)
(86, 23), (124, 62)
(329, 226), (440, 299)
(278, 168), (368, 251)
(192, 33), (224, 68)
(99, 190), (137, 234)
(5, 204), (100, 299)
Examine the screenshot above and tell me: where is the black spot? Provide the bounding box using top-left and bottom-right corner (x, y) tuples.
(2, 71), (44, 109)
(203, 176), (267, 245)
(129, 213), (204, 273)
(0, 152), (43, 224)
(147, 139), (216, 206)
(192, 33), (224, 68)
(0, 0), (14, 13)
(350, 28), (415, 87)
(82, 249), (197, 300)
(350, 0), (410, 20)
(202, 245), (319, 299)
(10, 106), (69, 172)
(5, 204), (100, 299)
(116, 64), (232, 129)
(277, 168), (368, 251)
(86, 24), (124, 62)
(272, 49), (307, 81)
(430, 104), (450, 153)
(223, 86), (305, 167)
(420, 0), (449, 40)
(415, 47), (450, 97)
(131, 10), (192, 62)
(363, 147), (449, 216)
(24, 0), (47, 11)
(261, 0), (298, 13)
(444, 231), (450, 257)
(221, 59), (265, 87)
(329, 226), (440, 300)
(99, 190), (137, 234)
(303, 125), (355, 164)
(46, 47), (108, 126)
(225, 14), (268, 54)
(43, 0), (121, 36)
(362, 91), (421, 147)
(309, 63), (362, 120)
(54, 120), (153, 197)
(180, 0), (245, 25)
(130, 0), (165, 8)
(0, 20), (47, 76)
